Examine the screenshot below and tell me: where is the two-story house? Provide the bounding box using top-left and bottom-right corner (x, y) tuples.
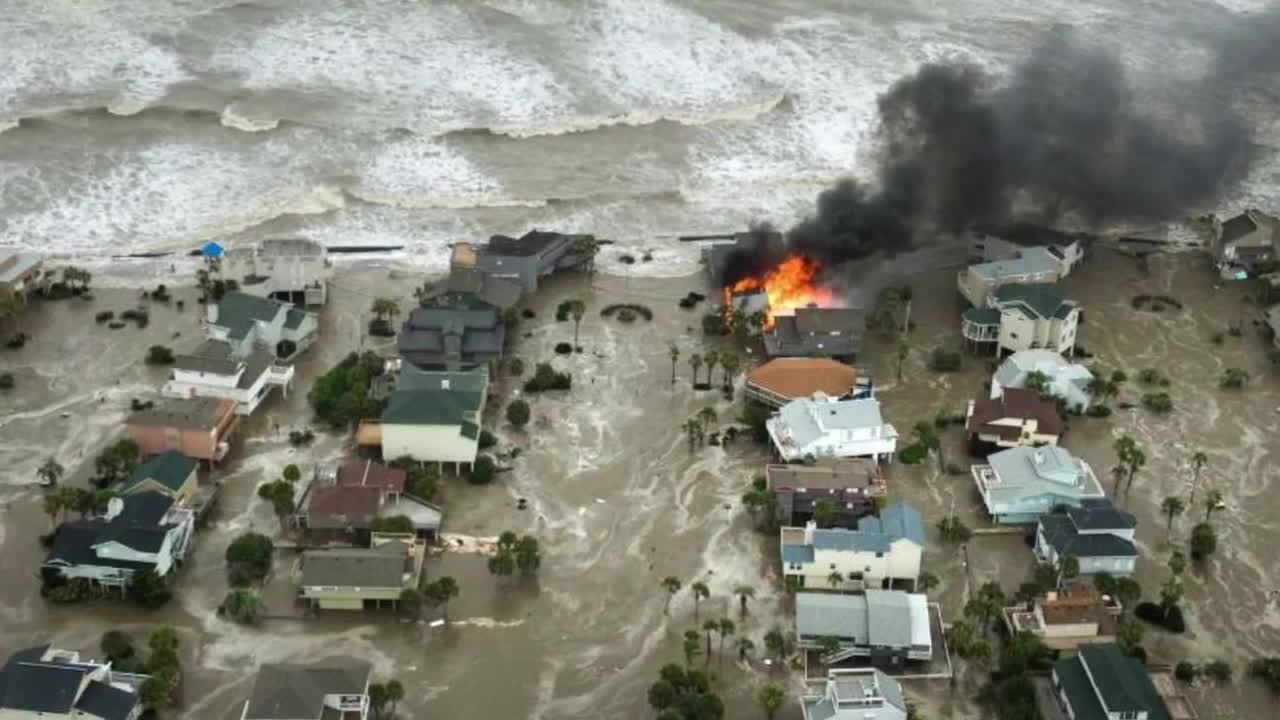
(1052, 644), (1176, 720)
(763, 307), (866, 360)
(965, 388), (1063, 454)
(766, 395), (898, 463)
(367, 365), (488, 473)
(298, 461), (443, 540)
(42, 492), (195, 591)
(1035, 498), (1139, 576)
(800, 668), (908, 720)
(397, 299), (505, 372)
(223, 237), (329, 306)
(126, 397), (239, 464)
(241, 660), (372, 720)
(459, 230), (588, 293)
(1003, 582), (1122, 653)
(962, 284), (1081, 356)
(991, 349), (1094, 412)
(780, 502), (925, 591)
(972, 446), (1106, 524)
(205, 291), (318, 361)
(297, 533), (427, 611)
(118, 450), (199, 506)
(1210, 209), (1280, 278)
(768, 459), (885, 528)
(0, 645), (146, 720)
(795, 590), (933, 664)
(957, 245), (1065, 308)
(161, 339), (294, 415)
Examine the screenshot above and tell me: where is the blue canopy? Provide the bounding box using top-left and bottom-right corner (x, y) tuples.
(201, 241), (224, 258)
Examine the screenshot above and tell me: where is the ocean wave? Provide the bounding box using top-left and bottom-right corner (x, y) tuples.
(219, 104), (281, 133)
(477, 91), (789, 139)
(0, 119), (17, 135)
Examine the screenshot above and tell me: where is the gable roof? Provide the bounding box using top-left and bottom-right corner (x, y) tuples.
(46, 492), (177, 567)
(398, 303), (505, 357)
(967, 388), (1063, 438)
(174, 339), (241, 375)
(746, 359), (858, 402)
(123, 450), (197, 495)
(994, 283), (1076, 320)
(1038, 513), (1138, 559)
(794, 307), (866, 335)
(75, 680), (139, 720)
(982, 446), (1105, 508)
(795, 590), (921, 648)
(244, 661), (371, 720)
(306, 485), (383, 527)
(128, 396), (233, 430)
(1220, 212), (1258, 244)
(381, 386), (484, 430)
(0, 645), (88, 714)
(212, 291), (291, 340)
(335, 461), (406, 492)
(485, 229), (572, 257)
(300, 545), (412, 588)
(1068, 644), (1170, 720)
(1068, 498), (1137, 531)
(441, 266), (524, 309)
(784, 502), (925, 556)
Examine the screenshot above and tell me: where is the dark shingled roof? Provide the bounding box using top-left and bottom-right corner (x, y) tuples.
(1038, 511), (1137, 559)
(300, 543), (413, 588)
(212, 291), (292, 340)
(1220, 212), (1258, 244)
(75, 680), (139, 720)
(0, 646), (90, 714)
(174, 339), (240, 375)
(485, 229), (572, 257)
(966, 388), (1064, 439)
(1068, 498), (1138, 531)
(45, 492), (177, 568)
(1059, 644), (1170, 720)
(243, 660), (371, 720)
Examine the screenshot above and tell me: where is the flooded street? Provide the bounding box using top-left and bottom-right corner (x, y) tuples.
(2, 248), (1279, 719)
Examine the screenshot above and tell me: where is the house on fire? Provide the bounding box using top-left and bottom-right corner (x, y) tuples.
(961, 284), (1081, 356)
(764, 306), (865, 360)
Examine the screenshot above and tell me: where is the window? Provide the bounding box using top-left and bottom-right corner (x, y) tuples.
(875, 551), (884, 558)
(829, 564), (837, 570)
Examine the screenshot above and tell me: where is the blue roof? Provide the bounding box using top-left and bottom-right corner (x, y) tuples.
(796, 502), (927, 555)
(782, 544), (815, 564)
(866, 502), (927, 548)
(201, 241), (224, 258)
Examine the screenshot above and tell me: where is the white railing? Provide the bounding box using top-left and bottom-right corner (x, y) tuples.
(266, 364), (294, 385)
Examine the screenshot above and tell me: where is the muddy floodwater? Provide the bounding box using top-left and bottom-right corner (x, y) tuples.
(2, 248), (1279, 719)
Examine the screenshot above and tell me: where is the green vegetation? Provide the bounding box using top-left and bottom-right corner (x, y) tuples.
(1137, 368), (1166, 385)
(937, 516), (972, 543)
(1248, 657), (1280, 694)
(507, 398), (531, 428)
(225, 532), (274, 585)
(523, 362), (572, 393)
(94, 438), (141, 485)
(1140, 392), (1173, 413)
(1220, 367), (1250, 389)
(488, 531), (542, 580)
(601, 303), (654, 322)
(741, 476), (778, 532)
(1131, 293), (1183, 311)
(367, 679), (405, 720)
(648, 663), (722, 720)
(1175, 661), (1200, 683)
(369, 515), (414, 534)
(467, 455), (497, 484)
(307, 351), (386, 429)
(0, 372), (13, 390)
(288, 428), (316, 447)
(257, 480), (296, 531)
(423, 576), (460, 622)
(368, 297), (400, 337)
(144, 345), (175, 365)
(981, 631), (1054, 720)
(221, 587), (261, 624)
(756, 683), (785, 720)
(1203, 660), (1233, 684)
(388, 456), (440, 500)
(1190, 522), (1217, 559)
(127, 568), (172, 609)
(929, 349), (962, 372)
(138, 626), (182, 710)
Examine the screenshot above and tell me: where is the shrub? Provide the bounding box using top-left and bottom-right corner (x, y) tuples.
(1175, 661), (1200, 683)
(1190, 522), (1217, 560)
(370, 515), (414, 534)
(1135, 601), (1186, 633)
(282, 464), (301, 483)
(108, 321), (126, 330)
(478, 429), (498, 449)
(1141, 392), (1173, 413)
(1086, 404), (1112, 417)
(221, 588), (261, 624)
(937, 517), (972, 543)
(617, 308), (636, 323)
(1203, 660), (1233, 684)
(945, 463), (966, 476)
(521, 308), (535, 319)
(131, 398), (154, 411)
(128, 568), (172, 609)
(555, 302), (573, 322)
(0, 373), (13, 390)
(1220, 368), (1250, 389)
(367, 318), (395, 337)
(121, 309), (149, 328)
(523, 363), (571, 393)
(554, 342), (573, 355)
(468, 455), (497, 484)
(1210, 332), (1224, 345)
(1248, 657), (1280, 693)
(897, 443), (928, 465)
(145, 345), (175, 365)
(601, 303), (653, 321)
(507, 357), (525, 376)
(100, 630), (135, 661)
(45, 578), (93, 604)
(225, 532), (274, 583)
(619, 253), (636, 264)
(1137, 368), (1162, 384)
(506, 399), (531, 429)
(929, 349), (962, 372)
(95, 310), (115, 324)
(288, 429), (315, 447)
(307, 352), (386, 428)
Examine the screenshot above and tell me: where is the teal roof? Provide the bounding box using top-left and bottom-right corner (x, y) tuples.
(1078, 644), (1170, 719)
(962, 307), (1002, 326)
(123, 450), (197, 493)
(382, 387), (483, 427)
(994, 284), (1075, 321)
(1054, 653), (1108, 720)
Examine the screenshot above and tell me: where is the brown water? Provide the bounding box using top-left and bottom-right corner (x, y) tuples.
(1, 250), (1278, 719)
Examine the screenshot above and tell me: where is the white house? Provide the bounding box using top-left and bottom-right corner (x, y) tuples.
(0, 645), (146, 720)
(962, 284), (1080, 356)
(376, 366), (488, 472)
(42, 492), (195, 591)
(161, 340), (294, 415)
(972, 446), (1105, 524)
(992, 349), (1094, 411)
(223, 237), (329, 306)
(767, 394), (898, 463)
(205, 291), (318, 361)
(1035, 499), (1139, 576)
(781, 503), (925, 591)
(800, 669), (908, 720)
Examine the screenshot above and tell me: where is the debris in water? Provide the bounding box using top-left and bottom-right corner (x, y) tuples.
(429, 620), (445, 628)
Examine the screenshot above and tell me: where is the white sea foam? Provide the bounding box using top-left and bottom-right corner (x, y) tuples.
(220, 104), (281, 133)
(350, 134), (534, 209)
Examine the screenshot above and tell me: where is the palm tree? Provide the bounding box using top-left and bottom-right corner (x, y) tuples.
(425, 577), (459, 622)
(827, 571), (843, 590)
(36, 457), (64, 487)
(896, 342), (909, 381)
(660, 576), (682, 615)
(1189, 451), (1208, 505)
(716, 618), (735, 664)
(1160, 496), (1185, 536)
(720, 353), (740, 389)
(917, 572), (940, 594)
(385, 680), (404, 719)
(568, 300), (586, 346)
(698, 406), (718, 432)
(682, 629), (702, 667)
(1086, 376), (1110, 402)
(370, 297), (399, 323)
(690, 581), (710, 620)
(1125, 449), (1146, 494)
(813, 499), (835, 529)
(757, 683), (785, 720)
(763, 628), (788, 665)
(668, 343), (679, 385)
(1169, 548), (1187, 577)
(912, 421), (944, 472)
(736, 636), (755, 663)
(689, 353), (702, 387)
(734, 585), (755, 617)
(1203, 489), (1224, 523)
(703, 350), (719, 388)
(682, 417), (702, 452)
(702, 619), (718, 664)
(572, 234), (600, 278)
(43, 492), (64, 529)
(1110, 465), (1126, 496)
(413, 280), (435, 307)
(1057, 554), (1080, 590)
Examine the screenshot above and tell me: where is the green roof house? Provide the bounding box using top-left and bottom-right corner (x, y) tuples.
(1051, 644), (1173, 720)
(962, 283), (1080, 357)
(120, 450), (199, 505)
(376, 364), (488, 472)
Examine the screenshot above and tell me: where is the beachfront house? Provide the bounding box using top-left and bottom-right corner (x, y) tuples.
(204, 291), (318, 361)
(958, 229), (1082, 308)
(222, 237), (329, 306)
(763, 307), (866, 360)
(991, 349), (1094, 412)
(1051, 644), (1178, 720)
(42, 492), (195, 592)
(430, 258), (524, 310)
(0, 645), (146, 720)
(744, 358), (869, 409)
(1035, 498), (1139, 576)
(126, 397), (239, 464)
(780, 503), (925, 591)
(117, 450), (199, 506)
(241, 660), (372, 720)
(799, 668), (909, 720)
(768, 459), (886, 528)
(397, 298), (505, 372)
(369, 366), (487, 473)
(455, 230), (588, 293)
(1002, 583), (1122, 653)
(297, 533), (427, 611)
(1210, 209), (1280, 278)
(161, 339), (294, 416)
(961, 284), (1080, 356)
(965, 387), (1063, 453)
(297, 460), (442, 540)
(972, 446), (1105, 524)
(766, 395), (898, 463)
(0, 251), (42, 297)
(795, 590), (933, 665)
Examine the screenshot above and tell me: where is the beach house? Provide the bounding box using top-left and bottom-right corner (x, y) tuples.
(780, 503), (925, 591)
(972, 446), (1105, 524)
(991, 349), (1094, 412)
(766, 395), (898, 463)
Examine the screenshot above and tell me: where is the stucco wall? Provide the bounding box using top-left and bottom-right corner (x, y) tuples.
(381, 423), (478, 464)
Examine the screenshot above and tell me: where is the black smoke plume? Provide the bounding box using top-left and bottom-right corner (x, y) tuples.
(720, 13), (1280, 285)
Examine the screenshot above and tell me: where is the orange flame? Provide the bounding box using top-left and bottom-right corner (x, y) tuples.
(722, 255), (835, 330)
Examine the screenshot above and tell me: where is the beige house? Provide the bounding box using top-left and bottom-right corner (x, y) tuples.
(965, 388), (1063, 451)
(373, 366), (488, 472)
(780, 503), (925, 591)
(1003, 583), (1121, 653)
(962, 284), (1080, 356)
(296, 534), (426, 611)
(118, 450), (200, 506)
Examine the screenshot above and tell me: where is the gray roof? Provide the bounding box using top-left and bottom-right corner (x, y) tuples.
(969, 247), (1057, 280)
(75, 680), (139, 720)
(1221, 212), (1259, 244)
(300, 544), (412, 588)
(0, 252), (42, 285)
(442, 266), (524, 309)
(994, 350), (1093, 390)
(1068, 498), (1137, 531)
(795, 590), (917, 648)
(862, 503), (927, 548)
(396, 365), (488, 393)
(485, 230), (573, 257)
(795, 307), (866, 335)
(982, 446), (1104, 507)
(212, 291), (292, 340)
(785, 503), (925, 557)
(244, 661), (371, 720)
(776, 397), (886, 450)
(237, 350), (275, 390)
(1039, 513), (1138, 559)
(129, 396), (229, 430)
(398, 302), (505, 356)
(284, 308), (309, 330)
(173, 339), (240, 375)
(766, 307), (865, 357)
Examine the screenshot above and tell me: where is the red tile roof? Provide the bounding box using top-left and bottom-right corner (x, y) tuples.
(745, 359), (857, 401)
(307, 485), (383, 519)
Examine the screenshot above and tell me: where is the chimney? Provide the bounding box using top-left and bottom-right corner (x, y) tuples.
(804, 520), (816, 545)
(105, 497), (125, 521)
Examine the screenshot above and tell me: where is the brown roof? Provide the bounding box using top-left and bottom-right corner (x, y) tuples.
(966, 388), (1063, 438)
(307, 485), (384, 527)
(767, 460), (881, 492)
(1040, 584), (1117, 634)
(335, 460), (406, 493)
(128, 397), (236, 430)
(745, 359), (857, 400)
